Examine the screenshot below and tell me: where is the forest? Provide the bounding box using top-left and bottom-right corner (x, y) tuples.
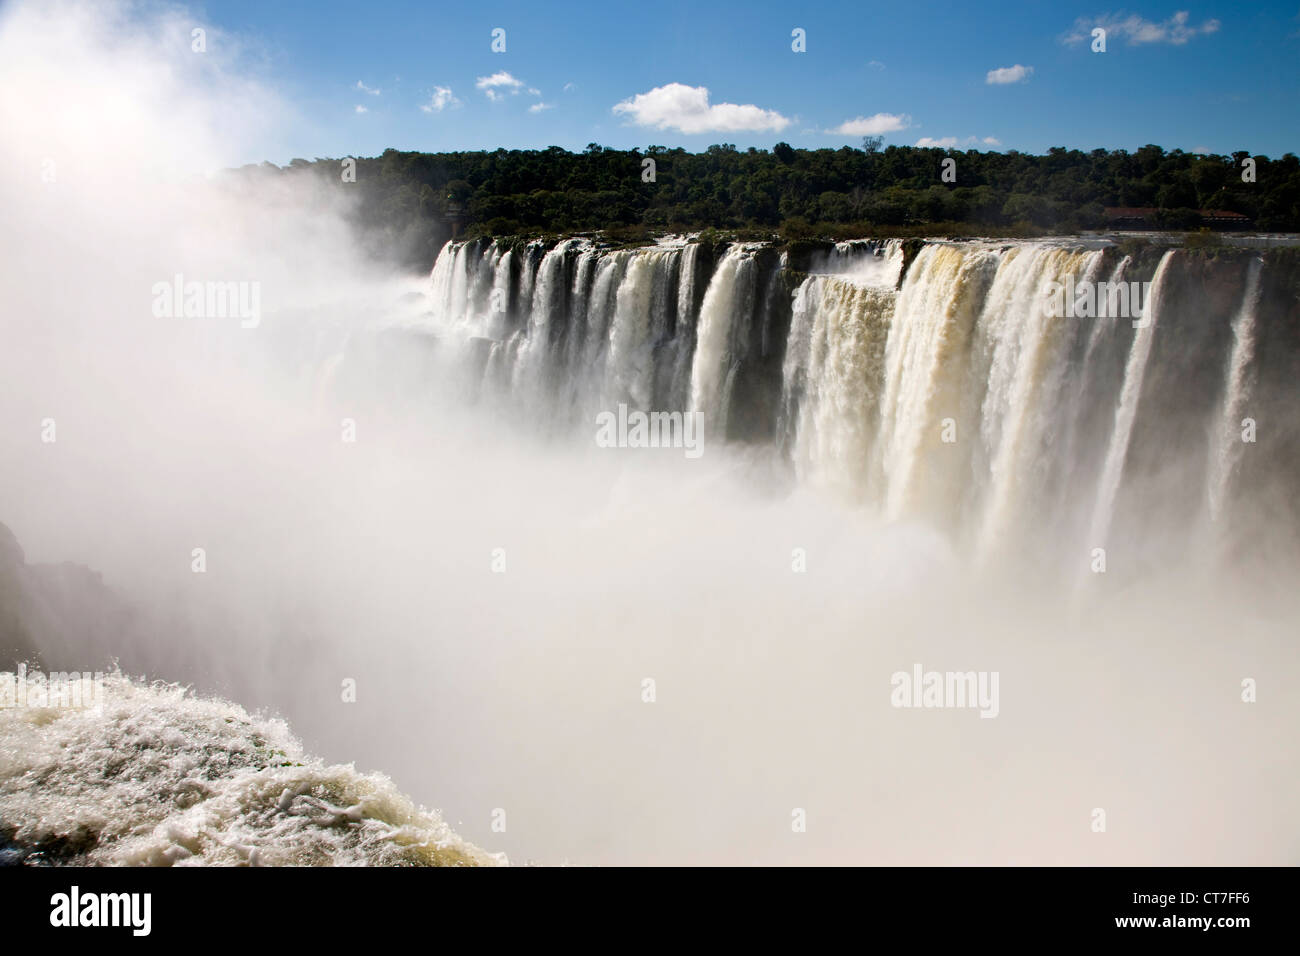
(242, 143), (1300, 268)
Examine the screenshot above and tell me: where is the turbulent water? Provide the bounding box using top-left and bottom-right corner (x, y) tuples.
(0, 670), (500, 866)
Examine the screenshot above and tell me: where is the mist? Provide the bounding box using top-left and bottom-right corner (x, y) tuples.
(1, 0), (1296, 866)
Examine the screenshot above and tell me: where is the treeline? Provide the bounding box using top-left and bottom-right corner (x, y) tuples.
(241, 144), (1300, 268)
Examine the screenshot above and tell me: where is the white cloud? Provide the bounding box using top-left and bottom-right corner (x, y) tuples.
(355, 80), (380, 96)
(867, 60), (886, 70)
(354, 104), (367, 114)
(527, 87), (541, 96)
(528, 102), (553, 113)
(477, 71), (526, 101)
(986, 64), (1033, 85)
(829, 113), (912, 136)
(420, 86), (459, 113)
(612, 83), (790, 133)
(563, 82), (576, 92)
(1062, 11), (1221, 46)
(1193, 145), (1212, 154)
(915, 135), (1001, 148)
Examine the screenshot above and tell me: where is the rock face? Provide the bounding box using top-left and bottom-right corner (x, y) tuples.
(0, 523), (36, 665)
(0, 522), (133, 670)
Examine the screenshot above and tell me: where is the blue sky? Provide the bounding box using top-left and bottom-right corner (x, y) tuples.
(197, 0), (1300, 163)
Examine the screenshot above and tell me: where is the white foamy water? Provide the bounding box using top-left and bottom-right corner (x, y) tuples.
(0, 672), (501, 866)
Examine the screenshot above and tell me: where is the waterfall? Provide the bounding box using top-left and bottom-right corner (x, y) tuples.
(1045, 253), (1133, 553)
(1208, 256), (1265, 521)
(487, 246), (514, 340)
(677, 242), (699, 328)
(878, 245), (993, 523)
(428, 241), (456, 328)
(1086, 249), (1178, 553)
(666, 243), (701, 411)
(410, 236), (1285, 570)
(975, 247), (1103, 560)
(690, 245), (753, 437)
(607, 249), (672, 409)
(511, 239), (579, 409)
(784, 275), (894, 499)
(805, 239), (905, 287)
